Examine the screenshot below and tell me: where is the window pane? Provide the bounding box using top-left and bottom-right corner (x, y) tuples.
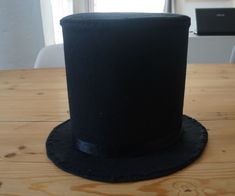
(94, 0), (165, 13)
(51, 0), (73, 43)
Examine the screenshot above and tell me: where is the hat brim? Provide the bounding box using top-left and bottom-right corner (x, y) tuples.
(46, 115), (208, 182)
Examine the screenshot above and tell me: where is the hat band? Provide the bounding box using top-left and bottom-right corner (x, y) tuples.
(75, 129), (183, 158)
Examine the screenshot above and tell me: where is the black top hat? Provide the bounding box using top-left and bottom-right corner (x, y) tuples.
(46, 13), (208, 182)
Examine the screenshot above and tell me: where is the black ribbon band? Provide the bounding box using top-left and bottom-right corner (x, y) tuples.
(75, 129), (183, 158)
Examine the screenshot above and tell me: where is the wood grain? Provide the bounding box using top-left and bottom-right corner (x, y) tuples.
(184, 64), (235, 121)
(0, 64), (235, 122)
(0, 69), (69, 122)
(0, 64), (235, 195)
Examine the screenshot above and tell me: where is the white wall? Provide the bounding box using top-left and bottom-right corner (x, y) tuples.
(188, 34), (235, 63)
(0, 0), (44, 70)
(176, 0), (235, 63)
(176, 0), (234, 31)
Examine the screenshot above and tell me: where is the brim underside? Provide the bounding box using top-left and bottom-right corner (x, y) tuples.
(46, 115), (208, 182)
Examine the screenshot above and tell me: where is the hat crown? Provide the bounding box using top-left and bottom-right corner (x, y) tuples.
(61, 13), (190, 157)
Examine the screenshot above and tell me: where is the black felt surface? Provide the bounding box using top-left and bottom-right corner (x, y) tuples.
(45, 13), (208, 182)
(46, 115), (208, 182)
(61, 13), (190, 150)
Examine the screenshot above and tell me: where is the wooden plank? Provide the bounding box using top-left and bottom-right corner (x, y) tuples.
(0, 68), (69, 122)
(184, 64), (235, 121)
(1, 64), (235, 122)
(0, 167), (235, 196)
(0, 120), (234, 164)
(0, 64), (235, 195)
(0, 120), (235, 195)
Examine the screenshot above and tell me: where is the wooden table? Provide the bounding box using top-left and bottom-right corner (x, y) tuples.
(0, 64), (235, 195)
